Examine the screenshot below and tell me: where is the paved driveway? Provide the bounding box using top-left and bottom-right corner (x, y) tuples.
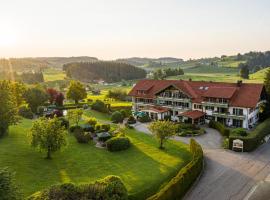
(133, 122), (270, 200)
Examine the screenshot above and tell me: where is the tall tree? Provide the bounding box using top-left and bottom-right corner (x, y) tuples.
(11, 82), (26, 107)
(0, 81), (19, 136)
(67, 109), (83, 126)
(239, 64), (249, 79)
(24, 87), (49, 113)
(66, 81), (87, 104)
(149, 120), (177, 149)
(29, 117), (67, 159)
(264, 68), (270, 96)
(46, 88), (58, 104)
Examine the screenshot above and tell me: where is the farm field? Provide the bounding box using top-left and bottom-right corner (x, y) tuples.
(86, 88), (132, 107)
(0, 118), (191, 199)
(167, 65), (267, 83)
(43, 68), (66, 82)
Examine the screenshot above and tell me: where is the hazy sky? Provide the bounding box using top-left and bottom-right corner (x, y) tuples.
(0, 0), (269, 60)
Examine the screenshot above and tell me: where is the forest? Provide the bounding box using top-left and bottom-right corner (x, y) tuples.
(63, 61), (146, 82)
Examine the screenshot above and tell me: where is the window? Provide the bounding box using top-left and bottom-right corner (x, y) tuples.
(205, 106), (214, 111)
(233, 119), (243, 128)
(194, 104), (202, 109)
(233, 108), (243, 116)
(205, 115), (214, 120)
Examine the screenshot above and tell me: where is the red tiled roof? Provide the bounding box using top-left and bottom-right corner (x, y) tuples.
(180, 110), (205, 119)
(128, 79), (264, 108)
(202, 87), (237, 99)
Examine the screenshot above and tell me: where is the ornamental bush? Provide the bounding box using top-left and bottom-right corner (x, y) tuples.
(0, 168), (21, 200)
(69, 125), (81, 133)
(91, 100), (109, 113)
(111, 111), (124, 123)
(127, 115), (136, 124)
(87, 117), (97, 126)
(138, 114), (151, 123)
(18, 105), (34, 119)
(106, 137), (131, 152)
(74, 128), (91, 143)
(231, 128), (247, 137)
(101, 124), (111, 132)
(27, 176), (128, 200)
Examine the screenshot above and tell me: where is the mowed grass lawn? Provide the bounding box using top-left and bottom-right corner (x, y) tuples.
(0, 119), (191, 199)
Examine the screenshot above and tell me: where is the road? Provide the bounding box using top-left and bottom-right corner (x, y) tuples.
(133, 123), (270, 200)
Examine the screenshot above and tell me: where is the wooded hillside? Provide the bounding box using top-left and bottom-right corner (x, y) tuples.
(63, 61), (146, 82)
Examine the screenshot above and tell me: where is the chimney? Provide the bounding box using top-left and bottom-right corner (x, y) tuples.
(237, 80), (242, 87)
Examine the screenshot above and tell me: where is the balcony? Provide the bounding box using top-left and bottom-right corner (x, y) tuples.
(202, 101), (228, 108)
(212, 112), (245, 120)
(157, 96), (191, 103)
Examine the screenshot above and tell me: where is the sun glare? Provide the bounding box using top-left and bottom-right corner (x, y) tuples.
(0, 24), (18, 47)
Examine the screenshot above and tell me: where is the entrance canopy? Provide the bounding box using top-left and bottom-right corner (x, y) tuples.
(141, 106), (169, 113)
(179, 110), (205, 120)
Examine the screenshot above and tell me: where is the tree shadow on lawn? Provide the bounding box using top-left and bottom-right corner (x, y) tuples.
(0, 122), (192, 199)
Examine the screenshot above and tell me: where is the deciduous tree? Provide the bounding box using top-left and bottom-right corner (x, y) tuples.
(24, 87), (49, 113)
(149, 120), (177, 149)
(66, 81), (87, 104)
(0, 81), (19, 136)
(67, 109), (83, 126)
(29, 117), (67, 159)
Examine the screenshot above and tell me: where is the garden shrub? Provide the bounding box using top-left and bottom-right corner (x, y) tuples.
(58, 117), (69, 129)
(229, 118), (270, 152)
(0, 168), (21, 200)
(127, 115), (136, 124)
(111, 111), (124, 123)
(28, 176), (128, 200)
(95, 123), (101, 132)
(81, 124), (95, 132)
(138, 114), (151, 123)
(87, 117), (97, 126)
(106, 137), (131, 152)
(147, 139), (203, 200)
(18, 105), (34, 119)
(91, 100), (109, 113)
(101, 124), (111, 132)
(231, 128), (247, 137)
(74, 128), (91, 143)
(209, 120), (230, 137)
(69, 125), (81, 133)
(120, 109), (132, 118)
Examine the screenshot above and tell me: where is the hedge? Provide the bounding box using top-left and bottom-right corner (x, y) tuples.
(146, 139), (203, 200)
(209, 120), (230, 137)
(106, 137), (131, 152)
(229, 118), (270, 152)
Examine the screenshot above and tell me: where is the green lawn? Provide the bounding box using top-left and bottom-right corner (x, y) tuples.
(0, 119), (191, 199)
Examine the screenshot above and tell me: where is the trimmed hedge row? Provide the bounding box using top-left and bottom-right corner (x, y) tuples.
(229, 118), (270, 152)
(146, 139), (203, 200)
(209, 120), (230, 137)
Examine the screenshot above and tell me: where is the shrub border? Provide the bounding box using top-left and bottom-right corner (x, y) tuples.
(146, 139), (203, 200)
